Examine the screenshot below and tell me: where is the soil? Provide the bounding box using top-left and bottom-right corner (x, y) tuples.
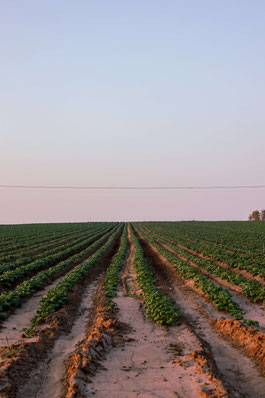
(0, 232), (121, 398)
(0, 231), (112, 330)
(155, 239), (265, 332)
(17, 277), (100, 398)
(0, 274), (67, 347)
(81, 230), (227, 398)
(136, 231), (265, 398)
(0, 239), (98, 295)
(1, 225), (265, 398)
(142, 226), (265, 288)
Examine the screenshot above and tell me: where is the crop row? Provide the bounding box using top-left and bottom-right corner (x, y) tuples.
(0, 224), (110, 275)
(0, 223), (102, 264)
(143, 228), (265, 304)
(144, 221), (265, 258)
(0, 222), (96, 252)
(130, 226), (181, 326)
(0, 228), (117, 319)
(0, 225), (115, 288)
(0, 226), (105, 273)
(104, 225), (129, 311)
(143, 224), (265, 280)
(136, 227), (246, 320)
(178, 237), (265, 274)
(32, 225), (123, 323)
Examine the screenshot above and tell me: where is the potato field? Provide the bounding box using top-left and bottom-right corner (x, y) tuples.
(0, 221), (265, 397)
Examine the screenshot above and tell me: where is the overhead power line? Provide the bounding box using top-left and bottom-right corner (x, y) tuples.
(1, 185), (265, 190)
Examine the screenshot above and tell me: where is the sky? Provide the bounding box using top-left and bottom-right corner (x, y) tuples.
(1, 1), (265, 223)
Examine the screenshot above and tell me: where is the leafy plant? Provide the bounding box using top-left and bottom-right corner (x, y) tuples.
(104, 226), (128, 308)
(137, 226), (245, 320)
(130, 226), (181, 326)
(0, 226), (116, 315)
(21, 325), (39, 337)
(31, 226), (122, 323)
(1, 337), (17, 359)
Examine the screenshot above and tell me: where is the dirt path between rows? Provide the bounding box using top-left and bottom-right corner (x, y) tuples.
(0, 231), (114, 333)
(17, 278), (100, 398)
(154, 239), (265, 332)
(137, 234), (265, 398)
(0, 230), (113, 295)
(85, 232), (227, 398)
(142, 226), (265, 288)
(0, 274), (67, 347)
(0, 233), (121, 398)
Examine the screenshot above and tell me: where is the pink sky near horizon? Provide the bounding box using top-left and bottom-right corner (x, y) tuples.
(1, 188), (265, 224)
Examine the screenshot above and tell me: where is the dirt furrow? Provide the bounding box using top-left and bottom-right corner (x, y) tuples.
(137, 234), (265, 398)
(0, 232), (111, 331)
(0, 234), (121, 398)
(17, 278), (100, 398)
(142, 226), (265, 288)
(156, 240), (265, 331)
(0, 274), (67, 347)
(80, 231), (227, 398)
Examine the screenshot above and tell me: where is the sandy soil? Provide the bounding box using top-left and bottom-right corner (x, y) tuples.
(85, 234), (227, 398)
(2, 226), (265, 398)
(0, 232), (110, 295)
(0, 234), (121, 398)
(0, 274), (66, 347)
(137, 235), (265, 398)
(17, 278), (100, 398)
(143, 226), (265, 288)
(0, 231), (113, 332)
(156, 240), (265, 332)
(176, 242), (265, 289)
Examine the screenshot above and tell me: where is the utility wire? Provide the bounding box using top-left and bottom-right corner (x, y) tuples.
(1, 185), (265, 190)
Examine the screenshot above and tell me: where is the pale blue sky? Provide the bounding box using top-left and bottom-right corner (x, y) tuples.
(1, 1), (265, 222)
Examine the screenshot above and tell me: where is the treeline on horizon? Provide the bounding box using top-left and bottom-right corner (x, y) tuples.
(248, 210), (265, 221)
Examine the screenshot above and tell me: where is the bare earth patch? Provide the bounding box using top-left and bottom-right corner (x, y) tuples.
(136, 231), (265, 398)
(83, 234), (227, 398)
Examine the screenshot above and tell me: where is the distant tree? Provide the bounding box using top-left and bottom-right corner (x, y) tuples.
(261, 209), (265, 221)
(248, 210), (261, 221)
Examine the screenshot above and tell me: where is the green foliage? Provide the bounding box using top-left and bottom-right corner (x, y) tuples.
(137, 227), (245, 320)
(130, 226), (181, 326)
(243, 319), (259, 327)
(249, 210), (261, 222)
(0, 224), (103, 273)
(0, 225), (113, 287)
(21, 325), (39, 337)
(32, 226), (122, 323)
(104, 226), (128, 308)
(0, 227), (116, 314)
(1, 337), (16, 359)
(147, 231), (265, 304)
(140, 222), (265, 290)
(141, 221), (265, 259)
